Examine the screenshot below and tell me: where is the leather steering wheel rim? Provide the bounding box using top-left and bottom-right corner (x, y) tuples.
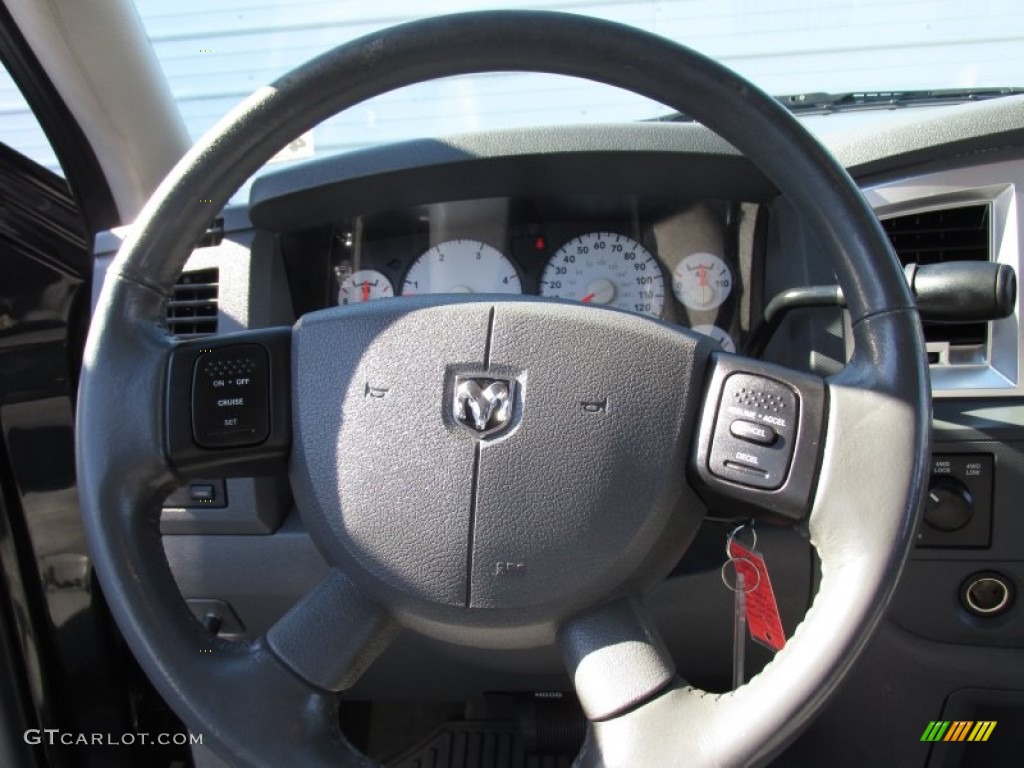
(77, 11), (930, 767)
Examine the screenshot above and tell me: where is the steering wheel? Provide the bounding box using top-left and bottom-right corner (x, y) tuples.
(77, 11), (929, 767)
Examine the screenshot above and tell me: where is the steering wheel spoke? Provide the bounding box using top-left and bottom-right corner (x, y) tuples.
(559, 599), (676, 721)
(690, 351), (828, 524)
(807, 310), (931, 548)
(266, 569), (398, 692)
(165, 326), (292, 478)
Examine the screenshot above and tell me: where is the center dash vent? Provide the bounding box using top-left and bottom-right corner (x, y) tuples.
(167, 268), (219, 338)
(880, 204), (991, 360)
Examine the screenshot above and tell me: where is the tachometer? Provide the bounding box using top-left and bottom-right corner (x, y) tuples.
(540, 232), (665, 317)
(402, 239), (521, 295)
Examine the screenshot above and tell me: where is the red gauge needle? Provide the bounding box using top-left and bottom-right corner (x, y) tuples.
(699, 266), (707, 288)
(581, 292), (595, 303)
(361, 281), (370, 302)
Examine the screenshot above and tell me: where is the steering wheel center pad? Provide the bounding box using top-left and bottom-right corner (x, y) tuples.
(292, 296), (710, 646)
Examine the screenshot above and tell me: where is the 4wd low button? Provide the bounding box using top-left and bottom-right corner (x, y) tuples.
(191, 345), (270, 448)
(730, 419), (776, 446)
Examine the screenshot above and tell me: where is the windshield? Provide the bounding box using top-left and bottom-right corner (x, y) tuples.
(132, 0), (1024, 165)
(3, 1), (1023, 177)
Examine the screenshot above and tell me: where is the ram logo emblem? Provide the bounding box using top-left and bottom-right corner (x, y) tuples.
(452, 377), (515, 437)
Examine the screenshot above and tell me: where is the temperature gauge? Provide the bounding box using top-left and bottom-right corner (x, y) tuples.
(338, 269), (394, 305)
(673, 252), (732, 311)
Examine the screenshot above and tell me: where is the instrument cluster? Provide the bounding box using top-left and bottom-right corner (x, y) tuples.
(329, 197), (750, 353)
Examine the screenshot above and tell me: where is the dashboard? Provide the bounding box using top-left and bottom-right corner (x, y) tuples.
(92, 98), (1024, 767)
(290, 195), (753, 354)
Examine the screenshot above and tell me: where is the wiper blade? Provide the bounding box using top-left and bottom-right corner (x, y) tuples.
(654, 87), (1023, 122)
(776, 87), (1024, 115)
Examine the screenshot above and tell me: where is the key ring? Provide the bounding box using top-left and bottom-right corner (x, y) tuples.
(721, 521), (760, 593)
(721, 556), (761, 593)
(725, 520), (757, 557)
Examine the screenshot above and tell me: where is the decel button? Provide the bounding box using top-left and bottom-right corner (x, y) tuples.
(191, 345), (270, 448)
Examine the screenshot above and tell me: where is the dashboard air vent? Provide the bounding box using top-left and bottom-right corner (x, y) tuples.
(167, 268), (219, 338)
(880, 204), (991, 363)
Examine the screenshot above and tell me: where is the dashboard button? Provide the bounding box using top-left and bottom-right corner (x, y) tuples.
(191, 345), (271, 448)
(723, 459), (769, 479)
(708, 373), (798, 490)
(189, 484), (216, 502)
(162, 479), (227, 509)
(729, 419), (776, 446)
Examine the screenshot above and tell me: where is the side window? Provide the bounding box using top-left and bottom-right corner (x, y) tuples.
(0, 64), (62, 175)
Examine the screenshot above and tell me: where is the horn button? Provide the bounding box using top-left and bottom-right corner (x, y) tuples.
(290, 297), (709, 646)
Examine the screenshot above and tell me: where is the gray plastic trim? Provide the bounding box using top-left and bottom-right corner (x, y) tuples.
(161, 477), (288, 535)
(248, 124), (773, 230)
(824, 94), (1024, 178)
(248, 96), (1024, 233)
(92, 225), (257, 336)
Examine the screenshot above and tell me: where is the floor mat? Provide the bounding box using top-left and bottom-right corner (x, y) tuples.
(386, 721), (574, 768)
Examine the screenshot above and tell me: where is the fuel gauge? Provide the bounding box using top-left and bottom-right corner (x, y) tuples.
(673, 252), (732, 311)
(338, 269), (394, 305)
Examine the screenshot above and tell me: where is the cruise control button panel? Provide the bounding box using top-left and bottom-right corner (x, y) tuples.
(709, 373), (798, 490)
(192, 345), (270, 448)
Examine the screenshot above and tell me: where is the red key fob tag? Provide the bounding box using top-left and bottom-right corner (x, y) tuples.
(727, 539), (787, 652)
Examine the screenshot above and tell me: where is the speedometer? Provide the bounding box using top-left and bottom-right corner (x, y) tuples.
(402, 239), (521, 296)
(539, 232), (665, 317)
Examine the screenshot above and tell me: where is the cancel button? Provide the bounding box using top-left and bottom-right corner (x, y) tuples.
(729, 419), (777, 447)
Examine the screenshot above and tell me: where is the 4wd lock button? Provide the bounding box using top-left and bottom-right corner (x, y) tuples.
(191, 345), (270, 448)
(709, 373), (798, 490)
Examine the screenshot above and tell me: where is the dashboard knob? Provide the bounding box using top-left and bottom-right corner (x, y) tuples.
(923, 476), (974, 532)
